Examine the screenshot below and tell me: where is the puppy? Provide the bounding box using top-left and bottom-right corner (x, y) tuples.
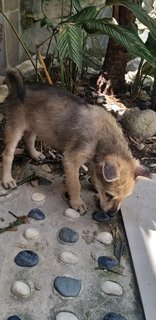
(2, 68), (150, 215)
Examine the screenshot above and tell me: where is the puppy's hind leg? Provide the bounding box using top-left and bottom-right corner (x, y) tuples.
(2, 128), (24, 189)
(24, 131), (45, 161)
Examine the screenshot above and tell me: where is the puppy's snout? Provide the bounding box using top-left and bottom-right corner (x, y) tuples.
(107, 208), (119, 217)
(107, 202), (121, 217)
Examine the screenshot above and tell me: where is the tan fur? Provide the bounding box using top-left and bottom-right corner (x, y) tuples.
(2, 68), (150, 215)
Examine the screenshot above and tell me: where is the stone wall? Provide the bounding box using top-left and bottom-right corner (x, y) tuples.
(0, 0), (109, 74)
(0, 0), (20, 74)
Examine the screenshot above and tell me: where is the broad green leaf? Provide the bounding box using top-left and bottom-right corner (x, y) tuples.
(72, 0), (82, 12)
(83, 19), (155, 67)
(68, 6), (98, 23)
(141, 61), (155, 76)
(105, 0), (156, 40)
(145, 33), (156, 58)
(57, 24), (83, 72)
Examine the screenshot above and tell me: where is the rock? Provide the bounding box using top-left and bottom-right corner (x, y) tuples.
(41, 164), (51, 173)
(28, 208), (46, 220)
(92, 211), (111, 223)
(24, 227), (40, 241)
(7, 317), (21, 320)
(11, 281), (31, 298)
(103, 313), (127, 320)
(101, 280), (123, 296)
(0, 84), (8, 103)
(95, 232), (113, 245)
(31, 192), (46, 202)
(58, 227), (79, 244)
(14, 250), (39, 267)
(98, 256), (118, 270)
(139, 90), (150, 102)
(64, 208), (80, 219)
(97, 96), (105, 104)
(30, 179), (39, 188)
(38, 176), (52, 185)
(16, 57), (42, 81)
(121, 108), (156, 139)
(56, 312), (78, 320)
(149, 163), (156, 168)
(126, 57), (141, 72)
(59, 251), (79, 265)
(54, 276), (82, 297)
(125, 70), (137, 84)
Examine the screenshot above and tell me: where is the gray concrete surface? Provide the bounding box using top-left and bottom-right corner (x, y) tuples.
(0, 175), (145, 320)
(122, 176), (156, 320)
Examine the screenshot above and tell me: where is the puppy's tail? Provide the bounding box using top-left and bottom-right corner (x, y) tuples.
(6, 68), (25, 103)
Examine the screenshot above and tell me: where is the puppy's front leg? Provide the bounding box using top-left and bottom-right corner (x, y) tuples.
(64, 151), (88, 214)
(2, 129), (23, 189)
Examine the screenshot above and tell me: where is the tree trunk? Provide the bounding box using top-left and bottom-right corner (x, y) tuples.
(97, 5), (135, 95)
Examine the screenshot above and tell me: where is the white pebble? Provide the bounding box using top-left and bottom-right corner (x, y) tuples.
(59, 251), (79, 265)
(101, 280), (123, 296)
(56, 312), (78, 320)
(95, 232), (113, 245)
(11, 281), (31, 298)
(31, 192), (46, 202)
(64, 208), (80, 219)
(24, 227), (40, 241)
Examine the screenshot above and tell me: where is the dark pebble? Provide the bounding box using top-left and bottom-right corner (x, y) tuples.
(38, 176), (52, 185)
(92, 210), (111, 223)
(103, 312), (127, 320)
(54, 276), (81, 297)
(58, 227), (79, 243)
(28, 208), (45, 220)
(7, 317), (21, 320)
(98, 256), (118, 270)
(14, 250), (39, 267)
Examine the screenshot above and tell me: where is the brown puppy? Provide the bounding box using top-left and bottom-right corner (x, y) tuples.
(2, 68), (150, 215)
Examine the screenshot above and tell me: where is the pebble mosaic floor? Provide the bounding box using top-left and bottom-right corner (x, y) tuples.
(0, 177), (145, 320)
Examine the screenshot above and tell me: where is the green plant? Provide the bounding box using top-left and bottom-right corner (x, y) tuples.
(2, 0), (156, 97)
(38, 0), (156, 93)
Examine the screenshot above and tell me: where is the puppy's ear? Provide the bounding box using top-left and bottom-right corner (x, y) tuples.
(102, 161), (119, 182)
(135, 164), (151, 180)
(134, 160), (152, 179)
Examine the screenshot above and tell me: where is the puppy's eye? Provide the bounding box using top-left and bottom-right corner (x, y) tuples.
(105, 192), (113, 201)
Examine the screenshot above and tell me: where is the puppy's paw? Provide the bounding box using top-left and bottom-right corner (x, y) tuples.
(70, 198), (88, 215)
(2, 177), (17, 189)
(31, 151), (45, 161)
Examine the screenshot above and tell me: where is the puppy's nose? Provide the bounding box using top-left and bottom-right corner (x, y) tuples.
(107, 208), (119, 217)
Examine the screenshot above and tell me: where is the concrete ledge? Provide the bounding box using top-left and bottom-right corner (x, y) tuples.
(121, 175), (156, 320)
